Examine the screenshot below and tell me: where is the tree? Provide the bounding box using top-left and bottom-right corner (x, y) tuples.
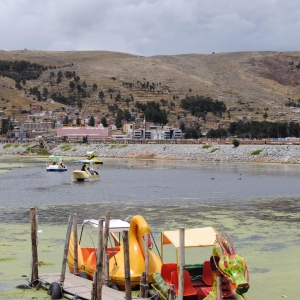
(115, 110), (123, 129)
(180, 122), (185, 132)
(101, 117), (108, 127)
(88, 116), (95, 127)
(63, 115), (69, 125)
(92, 84), (98, 91)
(69, 81), (75, 90)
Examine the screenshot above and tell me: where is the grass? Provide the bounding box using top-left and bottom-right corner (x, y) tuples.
(202, 145), (212, 149)
(210, 147), (220, 153)
(3, 144), (11, 149)
(61, 144), (71, 151)
(110, 144), (128, 149)
(251, 149), (263, 155)
(13, 144), (20, 148)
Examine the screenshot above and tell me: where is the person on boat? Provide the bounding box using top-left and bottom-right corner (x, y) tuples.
(87, 167), (94, 175)
(81, 164), (86, 171)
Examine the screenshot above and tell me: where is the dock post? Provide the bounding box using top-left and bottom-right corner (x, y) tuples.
(30, 207), (39, 286)
(144, 233), (149, 297)
(123, 231), (132, 300)
(216, 276), (222, 300)
(73, 213), (78, 275)
(96, 219), (104, 300)
(104, 253), (110, 286)
(103, 212), (111, 286)
(60, 213), (73, 286)
(178, 227), (185, 300)
(139, 272), (145, 298)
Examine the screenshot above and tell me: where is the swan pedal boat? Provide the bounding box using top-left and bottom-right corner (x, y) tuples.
(46, 155), (67, 172)
(67, 215), (161, 290)
(72, 161), (100, 182)
(152, 227), (250, 300)
(86, 151), (103, 164)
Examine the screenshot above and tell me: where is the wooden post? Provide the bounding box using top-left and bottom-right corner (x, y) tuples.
(103, 212), (111, 287)
(73, 213), (78, 275)
(216, 276), (222, 300)
(178, 228), (185, 300)
(139, 272), (145, 298)
(104, 254), (110, 286)
(167, 284), (176, 300)
(96, 219), (104, 300)
(144, 233), (149, 297)
(60, 213), (73, 286)
(123, 231), (131, 300)
(30, 207), (39, 286)
(91, 270), (97, 300)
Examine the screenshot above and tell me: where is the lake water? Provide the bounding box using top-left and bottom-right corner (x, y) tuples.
(0, 157), (299, 299)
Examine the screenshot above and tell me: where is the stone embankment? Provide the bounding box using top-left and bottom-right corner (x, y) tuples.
(1, 143), (300, 164)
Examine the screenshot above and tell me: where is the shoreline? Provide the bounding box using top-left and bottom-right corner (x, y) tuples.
(0, 143), (300, 164)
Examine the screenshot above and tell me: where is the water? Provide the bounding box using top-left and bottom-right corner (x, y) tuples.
(0, 158), (299, 299)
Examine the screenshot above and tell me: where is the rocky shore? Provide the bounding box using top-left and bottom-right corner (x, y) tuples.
(1, 142), (300, 164)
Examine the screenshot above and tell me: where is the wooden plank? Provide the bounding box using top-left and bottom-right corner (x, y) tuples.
(40, 273), (126, 300)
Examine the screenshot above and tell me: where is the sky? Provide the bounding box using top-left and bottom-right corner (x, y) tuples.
(1, 0), (300, 57)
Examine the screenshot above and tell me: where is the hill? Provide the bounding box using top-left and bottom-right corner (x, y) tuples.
(1, 50), (300, 128)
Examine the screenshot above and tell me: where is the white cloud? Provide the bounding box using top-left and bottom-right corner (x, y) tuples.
(0, 0), (300, 55)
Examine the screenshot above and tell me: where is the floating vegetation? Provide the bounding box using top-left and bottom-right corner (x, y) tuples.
(38, 261), (54, 267)
(0, 257), (16, 262)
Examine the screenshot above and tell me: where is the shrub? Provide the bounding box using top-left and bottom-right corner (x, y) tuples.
(232, 139), (240, 147)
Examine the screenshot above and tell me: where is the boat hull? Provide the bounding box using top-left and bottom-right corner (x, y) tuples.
(46, 166), (68, 172)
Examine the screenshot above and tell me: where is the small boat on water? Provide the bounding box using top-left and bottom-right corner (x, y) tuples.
(46, 155), (67, 172)
(72, 161), (100, 182)
(67, 215), (161, 290)
(152, 227), (250, 300)
(86, 151), (103, 164)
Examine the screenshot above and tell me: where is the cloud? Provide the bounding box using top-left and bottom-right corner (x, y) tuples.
(1, 0), (300, 55)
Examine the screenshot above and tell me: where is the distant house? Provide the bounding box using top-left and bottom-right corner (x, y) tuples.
(57, 125), (108, 140)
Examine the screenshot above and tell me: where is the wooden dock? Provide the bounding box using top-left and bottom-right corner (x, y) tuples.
(40, 273), (126, 300)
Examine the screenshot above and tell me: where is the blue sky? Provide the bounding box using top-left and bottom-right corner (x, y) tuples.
(1, 0), (300, 56)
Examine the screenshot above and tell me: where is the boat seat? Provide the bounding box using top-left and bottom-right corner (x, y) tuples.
(161, 263), (178, 284)
(170, 270), (197, 297)
(202, 260), (213, 286)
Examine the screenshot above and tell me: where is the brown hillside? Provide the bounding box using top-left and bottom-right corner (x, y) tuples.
(1, 50), (300, 125)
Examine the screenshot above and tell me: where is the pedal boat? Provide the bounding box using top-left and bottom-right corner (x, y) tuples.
(46, 155), (67, 172)
(72, 161), (99, 182)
